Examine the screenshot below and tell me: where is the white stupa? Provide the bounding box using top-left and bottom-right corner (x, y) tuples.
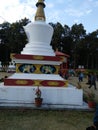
(21, 0), (54, 56)
(0, 0), (83, 109)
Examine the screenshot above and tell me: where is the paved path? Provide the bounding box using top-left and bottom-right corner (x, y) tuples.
(0, 72), (13, 79)
(68, 76), (98, 89)
(68, 76), (98, 102)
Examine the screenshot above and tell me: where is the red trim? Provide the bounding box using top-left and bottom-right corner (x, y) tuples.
(4, 79), (34, 86)
(55, 51), (70, 57)
(4, 78), (67, 87)
(11, 54), (64, 62)
(40, 80), (65, 87)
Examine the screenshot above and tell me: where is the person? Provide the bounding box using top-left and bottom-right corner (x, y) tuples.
(78, 72), (84, 82)
(89, 72), (97, 90)
(86, 104), (98, 130)
(86, 73), (91, 85)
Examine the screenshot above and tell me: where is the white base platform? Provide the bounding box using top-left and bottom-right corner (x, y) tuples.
(0, 84), (83, 106)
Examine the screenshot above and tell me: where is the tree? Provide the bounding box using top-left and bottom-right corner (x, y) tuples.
(50, 22), (64, 51)
(0, 43), (10, 63)
(0, 18), (98, 69)
(8, 18), (30, 53)
(70, 23), (86, 68)
(86, 30), (98, 69)
(62, 24), (73, 54)
(0, 18), (30, 62)
(0, 22), (11, 44)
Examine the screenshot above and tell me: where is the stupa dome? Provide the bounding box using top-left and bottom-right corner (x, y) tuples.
(21, 0), (55, 56)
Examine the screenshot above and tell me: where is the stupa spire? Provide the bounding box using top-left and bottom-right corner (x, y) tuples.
(35, 0), (46, 21)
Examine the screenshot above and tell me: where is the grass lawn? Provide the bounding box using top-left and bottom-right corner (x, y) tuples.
(0, 109), (94, 130)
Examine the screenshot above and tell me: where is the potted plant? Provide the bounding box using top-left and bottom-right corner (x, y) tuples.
(85, 90), (96, 108)
(35, 86), (43, 107)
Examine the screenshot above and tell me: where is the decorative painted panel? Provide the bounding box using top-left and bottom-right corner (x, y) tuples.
(16, 63), (59, 74)
(40, 65), (56, 74)
(18, 64), (36, 73)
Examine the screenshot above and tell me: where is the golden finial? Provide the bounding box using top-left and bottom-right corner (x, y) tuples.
(35, 0), (46, 21)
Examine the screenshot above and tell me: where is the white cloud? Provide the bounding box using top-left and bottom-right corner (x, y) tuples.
(0, 0), (98, 32)
(46, 3), (54, 8)
(64, 8), (84, 17)
(73, 19), (79, 23)
(0, 0), (36, 23)
(86, 9), (92, 14)
(0, 0), (95, 24)
(56, 0), (65, 4)
(46, 10), (61, 23)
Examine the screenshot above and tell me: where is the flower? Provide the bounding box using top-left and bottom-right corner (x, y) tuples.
(35, 86), (41, 98)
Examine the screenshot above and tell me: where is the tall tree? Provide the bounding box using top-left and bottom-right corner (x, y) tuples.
(70, 23), (86, 68)
(50, 22), (64, 51)
(62, 24), (72, 54)
(0, 18), (30, 62)
(8, 18), (30, 53)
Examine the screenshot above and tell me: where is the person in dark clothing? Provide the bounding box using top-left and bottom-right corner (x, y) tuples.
(86, 126), (97, 130)
(86, 104), (98, 130)
(86, 73), (91, 85)
(93, 105), (98, 129)
(89, 73), (97, 90)
(78, 72), (84, 82)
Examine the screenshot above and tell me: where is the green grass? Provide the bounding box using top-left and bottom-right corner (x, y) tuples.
(0, 109), (94, 130)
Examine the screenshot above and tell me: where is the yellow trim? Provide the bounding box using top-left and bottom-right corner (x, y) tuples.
(34, 80), (40, 86)
(33, 56), (44, 60)
(16, 80), (28, 85)
(47, 81), (59, 86)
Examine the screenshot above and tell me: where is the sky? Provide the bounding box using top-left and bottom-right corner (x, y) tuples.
(0, 0), (98, 33)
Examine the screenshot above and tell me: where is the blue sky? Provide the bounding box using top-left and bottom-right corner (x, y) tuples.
(0, 0), (98, 33)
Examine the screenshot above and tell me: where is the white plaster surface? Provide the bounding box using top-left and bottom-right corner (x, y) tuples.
(0, 85), (83, 106)
(8, 73), (65, 80)
(21, 21), (55, 56)
(13, 59), (63, 65)
(0, 73), (83, 106)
